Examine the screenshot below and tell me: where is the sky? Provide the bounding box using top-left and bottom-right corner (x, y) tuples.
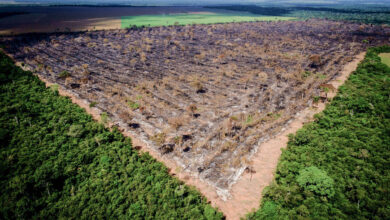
(2, 0), (390, 6)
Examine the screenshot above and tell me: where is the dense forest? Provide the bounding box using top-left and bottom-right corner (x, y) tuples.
(0, 51), (223, 219)
(247, 46), (390, 219)
(207, 5), (390, 24)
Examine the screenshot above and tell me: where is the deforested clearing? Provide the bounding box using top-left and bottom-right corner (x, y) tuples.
(2, 19), (390, 198)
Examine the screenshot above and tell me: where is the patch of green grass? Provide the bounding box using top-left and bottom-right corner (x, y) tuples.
(316, 73), (327, 80)
(379, 53), (390, 67)
(302, 71), (312, 78)
(121, 13), (295, 28)
(127, 100), (140, 110)
(245, 114), (253, 124)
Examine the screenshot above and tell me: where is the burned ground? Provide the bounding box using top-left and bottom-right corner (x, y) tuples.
(2, 19), (389, 198)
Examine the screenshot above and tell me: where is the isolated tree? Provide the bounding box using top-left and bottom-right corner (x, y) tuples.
(297, 166), (335, 198)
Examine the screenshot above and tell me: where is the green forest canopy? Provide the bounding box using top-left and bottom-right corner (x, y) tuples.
(207, 5), (390, 24)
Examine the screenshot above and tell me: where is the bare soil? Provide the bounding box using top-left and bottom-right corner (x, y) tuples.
(0, 6), (218, 35)
(2, 20), (389, 218)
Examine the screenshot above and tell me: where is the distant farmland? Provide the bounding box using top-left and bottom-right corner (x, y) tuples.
(121, 13), (294, 28)
(0, 6), (205, 34)
(0, 6), (293, 35)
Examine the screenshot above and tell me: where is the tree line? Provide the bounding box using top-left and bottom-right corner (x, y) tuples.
(207, 5), (390, 24)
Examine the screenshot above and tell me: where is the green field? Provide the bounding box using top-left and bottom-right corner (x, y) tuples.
(121, 13), (295, 28)
(379, 53), (390, 67)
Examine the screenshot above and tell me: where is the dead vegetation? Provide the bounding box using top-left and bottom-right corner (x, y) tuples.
(2, 19), (389, 197)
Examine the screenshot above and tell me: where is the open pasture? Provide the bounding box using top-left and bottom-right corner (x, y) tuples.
(121, 13), (295, 28)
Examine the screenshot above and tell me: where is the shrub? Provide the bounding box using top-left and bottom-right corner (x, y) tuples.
(313, 96), (320, 103)
(58, 70), (70, 79)
(100, 112), (109, 124)
(89, 101), (97, 108)
(127, 100), (140, 110)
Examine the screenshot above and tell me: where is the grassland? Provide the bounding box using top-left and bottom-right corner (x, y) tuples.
(121, 13), (295, 28)
(379, 53), (390, 67)
(248, 46), (390, 219)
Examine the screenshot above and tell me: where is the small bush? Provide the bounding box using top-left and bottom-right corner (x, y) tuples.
(50, 84), (59, 93)
(313, 96), (320, 103)
(58, 70), (70, 79)
(302, 71), (312, 78)
(89, 101), (97, 108)
(127, 100), (140, 110)
(100, 112), (109, 124)
(151, 132), (166, 145)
